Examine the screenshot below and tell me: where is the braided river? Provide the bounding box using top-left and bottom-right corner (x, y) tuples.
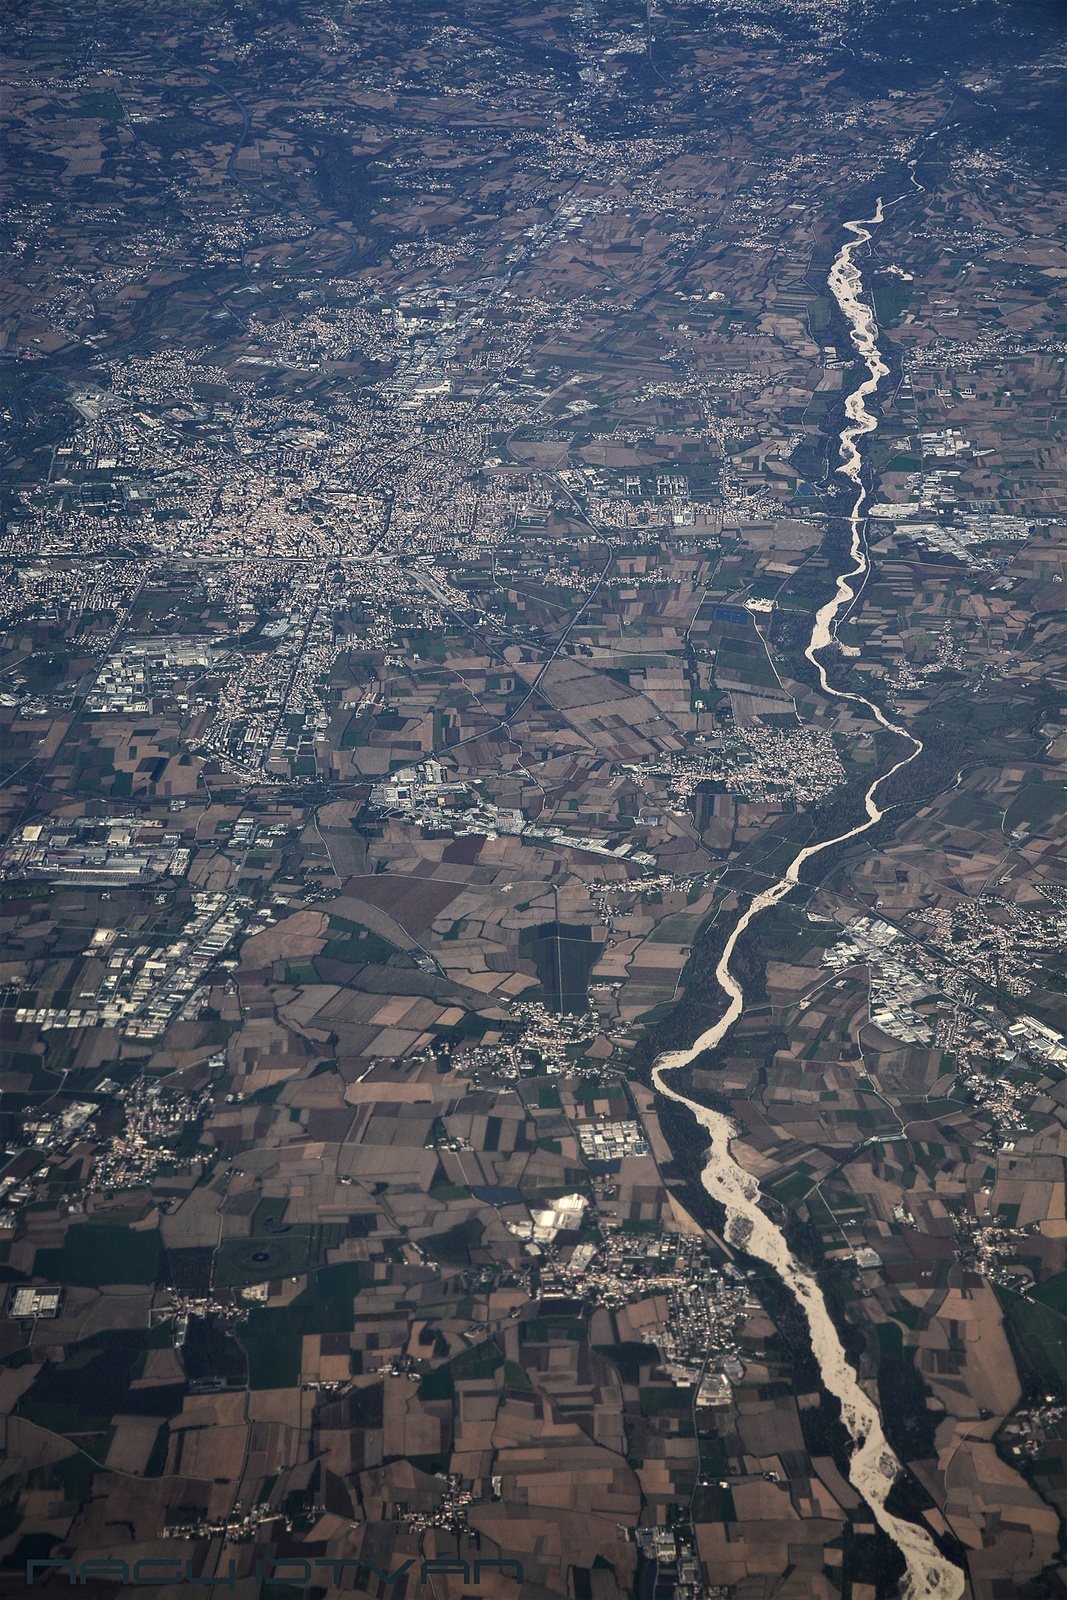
(653, 206), (965, 1600)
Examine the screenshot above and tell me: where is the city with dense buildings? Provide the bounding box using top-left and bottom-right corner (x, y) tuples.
(0, 0), (1063, 1597)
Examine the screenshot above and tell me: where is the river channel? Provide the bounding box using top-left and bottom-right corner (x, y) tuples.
(652, 207), (966, 1600)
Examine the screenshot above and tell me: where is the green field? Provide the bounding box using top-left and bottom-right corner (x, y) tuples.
(1030, 1272), (1067, 1313)
(938, 796), (1002, 831)
(648, 911), (708, 945)
(17, 1329), (153, 1431)
(245, 1336), (302, 1390)
(640, 1385), (695, 1414)
(242, 1262), (366, 1340)
(999, 1290), (1067, 1391)
(322, 917), (402, 964)
(213, 1232), (311, 1287)
(715, 652), (781, 690)
(34, 1224), (162, 1287)
(1003, 779), (1065, 834)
